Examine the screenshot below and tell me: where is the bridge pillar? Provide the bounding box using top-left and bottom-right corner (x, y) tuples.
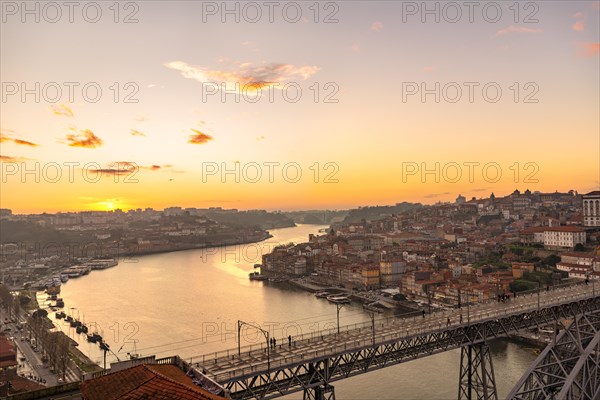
(303, 384), (336, 400)
(458, 342), (498, 400)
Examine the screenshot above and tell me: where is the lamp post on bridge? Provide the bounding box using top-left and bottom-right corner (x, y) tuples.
(238, 320), (270, 371)
(370, 312), (375, 345)
(466, 289), (470, 325)
(336, 303), (344, 334)
(537, 280), (541, 312)
(585, 272), (596, 297)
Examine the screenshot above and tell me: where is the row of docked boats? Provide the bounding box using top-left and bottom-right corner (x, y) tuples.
(33, 259), (119, 294)
(248, 272), (288, 283)
(55, 312), (103, 343)
(315, 291), (351, 304)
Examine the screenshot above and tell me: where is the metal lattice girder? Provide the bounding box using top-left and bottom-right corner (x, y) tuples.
(303, 384), (336, 400)
(507, 310), (600, 400)
(218, 296), (600, 399)
(458, 343), (498, 400)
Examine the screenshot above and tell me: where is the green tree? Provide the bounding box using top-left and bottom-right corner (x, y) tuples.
(544, 254), (561, 267)
(0, 285), (13, 318)
(574, 243), (585, 252)
(510, 280), (536, 293)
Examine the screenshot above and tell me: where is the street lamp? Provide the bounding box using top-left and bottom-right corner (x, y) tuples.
(537, 280), (540, 311)
(336, 303), (344, 334)
(69, 307), (77, 339)
(586, 272), (596, 297)
(370, 312), (375, 345)
(466, 289), (470, 324)
(238, 320), (270, 371)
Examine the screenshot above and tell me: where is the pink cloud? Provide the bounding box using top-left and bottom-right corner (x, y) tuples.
(166, 60), (320, 93)
(371, 21), (383, 31)
(577, 42), (600, 57)
(573, 21), (585, 32)
(572, 12), (586, 32)
(494, 26), (543, 37)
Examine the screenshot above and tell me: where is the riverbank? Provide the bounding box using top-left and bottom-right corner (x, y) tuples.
(117, 232), (274, 258)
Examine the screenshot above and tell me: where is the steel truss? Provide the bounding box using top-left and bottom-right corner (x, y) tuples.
(458, 343), (498, 400)
(302, 384), (336, 400)
(507, 310), (600, 400)
(222, 297), (600, 400)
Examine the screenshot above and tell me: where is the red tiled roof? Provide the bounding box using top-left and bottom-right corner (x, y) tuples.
(561, 252), (595, 259)
(80, 364), (224, 400)
(544, 226), (586, 233)
(521, 226), (586, 233)
(520, 227), (546, 233)
(0, 336), (16, 359)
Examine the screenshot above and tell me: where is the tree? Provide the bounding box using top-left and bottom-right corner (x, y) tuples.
(510, 280), (536, 293)
(18, 294), (31, 307)
(32, 309), (48, 319)
(544, 254), (561, 267)
(0, 285), (13, 318)
(574, 243), (585, 252)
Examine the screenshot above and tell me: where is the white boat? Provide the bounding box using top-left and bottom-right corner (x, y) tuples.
(327, 295), (351, 304)
(85, 259), (118, 270)
(315, 291), (331, 298)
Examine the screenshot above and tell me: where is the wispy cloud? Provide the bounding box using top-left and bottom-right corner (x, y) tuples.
(0, 132), (39, 147)
(424, 192), (451, 199)
(130, 129), (146, 137)
(494, 26), (543, 37)
(65, 128), (103, 148)
(371, 21), (383, 31)
(241, 40), (259, 52)
(88, 162), (171, 176)
(51, 104), (74, 117)
(577, 42), (600, 57)
(166, 60), (320, 92)
(188, 129), (213, 144)
(0, 155), (32, 162)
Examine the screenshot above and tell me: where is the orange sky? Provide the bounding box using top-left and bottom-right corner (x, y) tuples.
(1, 1), (598, 213)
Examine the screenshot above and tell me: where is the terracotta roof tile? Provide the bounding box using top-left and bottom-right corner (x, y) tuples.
(81, 364), (223, 400)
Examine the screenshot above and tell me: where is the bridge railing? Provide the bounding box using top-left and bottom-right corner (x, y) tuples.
(208, 287), (599, 382)
(193, 281), (594, 368)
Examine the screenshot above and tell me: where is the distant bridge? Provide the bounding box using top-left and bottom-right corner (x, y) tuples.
(196, 282), (600, 400)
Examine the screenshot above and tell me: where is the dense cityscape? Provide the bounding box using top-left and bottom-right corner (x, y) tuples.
(1, 189), (600, 397)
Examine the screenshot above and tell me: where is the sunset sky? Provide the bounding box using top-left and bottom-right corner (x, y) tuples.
(1, 1), (599, 213)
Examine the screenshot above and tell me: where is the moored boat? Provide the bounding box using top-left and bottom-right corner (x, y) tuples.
(249, 272), (268, 281)
(326, 295), (351, 304)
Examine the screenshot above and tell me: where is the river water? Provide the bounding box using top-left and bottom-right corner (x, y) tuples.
(53, 224), (537, 399)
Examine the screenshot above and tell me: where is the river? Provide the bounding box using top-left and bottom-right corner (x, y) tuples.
(51, 224), (537, 399)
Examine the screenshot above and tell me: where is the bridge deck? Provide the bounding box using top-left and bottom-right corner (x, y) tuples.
(198, 283), (598, 386)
